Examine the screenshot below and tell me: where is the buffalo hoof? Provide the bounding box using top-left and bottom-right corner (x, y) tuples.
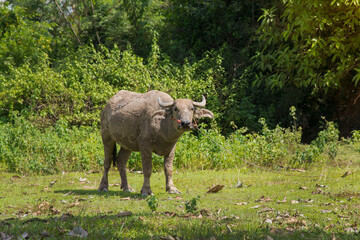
(167, 187), (181, 194)
(141, 189), (153, 197)
(97, 186), (109, 192)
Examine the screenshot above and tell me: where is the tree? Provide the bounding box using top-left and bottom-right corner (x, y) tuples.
(253, 0), (360, 136)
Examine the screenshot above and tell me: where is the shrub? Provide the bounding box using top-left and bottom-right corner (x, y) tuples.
(0, 115), (103, 174)
(293, 119), (339, 166)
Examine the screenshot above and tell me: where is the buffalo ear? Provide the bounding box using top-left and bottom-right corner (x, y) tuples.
(152, 110), (166, 119)
(194, 109), (214, 119)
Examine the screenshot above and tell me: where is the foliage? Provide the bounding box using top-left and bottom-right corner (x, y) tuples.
(0, 42), (222, 126)
(253, 0), (360, 91)
(293, 120), (339, 166)
(1, 166), (360, 239)
(0, 115), (103, 174)
(185, 195), (201, 214)
(0, 109), (343, 175)
(146, 195), (158, 212)
(0, 4), (52, 72)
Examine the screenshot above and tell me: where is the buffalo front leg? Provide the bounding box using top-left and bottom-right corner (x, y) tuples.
(98, 140), (116, 191)
(116, 147), (134, 192)
(140, 148), (153, 196)
(164, 146), (181, 194)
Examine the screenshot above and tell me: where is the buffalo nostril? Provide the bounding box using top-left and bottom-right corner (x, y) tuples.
(181, 120), (190, 127)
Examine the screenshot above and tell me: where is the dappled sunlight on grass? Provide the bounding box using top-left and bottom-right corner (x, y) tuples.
(1, 165), (359, 239)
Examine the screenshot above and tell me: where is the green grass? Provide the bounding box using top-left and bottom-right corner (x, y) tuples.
(1, 165), (359, 239)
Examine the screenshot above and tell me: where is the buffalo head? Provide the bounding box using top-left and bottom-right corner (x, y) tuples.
(158, 95), (214, 131)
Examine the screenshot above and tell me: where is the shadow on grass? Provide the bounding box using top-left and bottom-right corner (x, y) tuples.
(1, 213), (358, 240)
(54, 189), (143, 198)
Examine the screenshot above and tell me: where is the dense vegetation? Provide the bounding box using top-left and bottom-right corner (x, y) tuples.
(1, 0), (360, 174)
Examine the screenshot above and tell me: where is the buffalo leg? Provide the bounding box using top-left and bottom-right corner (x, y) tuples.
(116, 147), (134, 192)
(140, 148), (153, 196)
(98, 140), (116, 191)
(164, 146), (181, 194)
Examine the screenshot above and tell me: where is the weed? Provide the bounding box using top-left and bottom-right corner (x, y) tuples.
(185, 196), (201, 214)
(146, 195), (158, 212)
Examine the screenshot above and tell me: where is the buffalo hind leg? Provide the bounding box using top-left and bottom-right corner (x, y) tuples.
(140, 148), (153, 196)
(164, 146), (181, 194)
(98, 140), (116, 191)
(116, 147), (134, 192)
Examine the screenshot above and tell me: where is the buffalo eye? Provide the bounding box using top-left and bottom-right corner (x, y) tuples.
(174, 107), (178, 112)
(191, 107), (194, 111)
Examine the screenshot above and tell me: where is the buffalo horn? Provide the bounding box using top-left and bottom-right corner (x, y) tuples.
(158, 97), (174, 108)
(193, 95), (206, 108)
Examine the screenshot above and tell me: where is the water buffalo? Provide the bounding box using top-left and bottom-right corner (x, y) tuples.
(98, 90), (214, 196)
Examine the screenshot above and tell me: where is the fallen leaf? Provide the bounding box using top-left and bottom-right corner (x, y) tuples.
(264, 219), (273, 225)
(60, 212), (74, 221)
(291, 200), (299, 204)
(10, 175), (21, 180)
(118, 197), (130, 201)
(68, 201), (80, 208)
(63, 191), (72, 196)
(0, 232), (13, 240)
(116, 211), (133, 217)
(77, 198), (88, 202)
(320, 210), (332, 213)
(284, 217), (307, 227)
(342, 171), (352, 178)
(159, 235), (176, 240)
(50, 206), (61, 215)
(312, 188), (325, 195)
(161, 211), (177, 217)
(255, 196), (273, 203)
(250, 205), (261, 209)
(299, 186), (307, 190)
(21, 232), (29, 239)
(257, 207), (274, 213)
(200, 209), (210, 216)
(284, 227), (295, 232)
(315, 184), (327, 188)
(344, 227), (359, 233)
(86, 170), (99, 174)
(109, 183), (121, 187)
(206, 185), (224, 193)
(299, 198), (313, 203)
(277, 197), (287, 204)
(40, 231), (50, 238)
(324, 224), (334, 230)
(234, 180), (247, 188)
(67, 227), (89, 238)
(351, 221), (358, 228)
(49, 180), (57, 187)
(235, 202), (248, 206)
(38, 201), (50, 211)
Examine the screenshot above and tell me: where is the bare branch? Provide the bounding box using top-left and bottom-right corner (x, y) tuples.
(53, 0), (82, 45)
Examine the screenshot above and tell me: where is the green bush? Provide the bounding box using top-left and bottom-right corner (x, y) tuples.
(293, 120), (339, 166)
(0, 42), (222, 127)
(0, 115), (103, 174)
(0, 110), (341, 175)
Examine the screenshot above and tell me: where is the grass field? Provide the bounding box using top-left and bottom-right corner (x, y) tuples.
(1, 164), (359, 239)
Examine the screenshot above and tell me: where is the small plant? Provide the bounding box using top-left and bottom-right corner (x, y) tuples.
(185, 196), (201, 214)
(146, 195), (158, 212)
